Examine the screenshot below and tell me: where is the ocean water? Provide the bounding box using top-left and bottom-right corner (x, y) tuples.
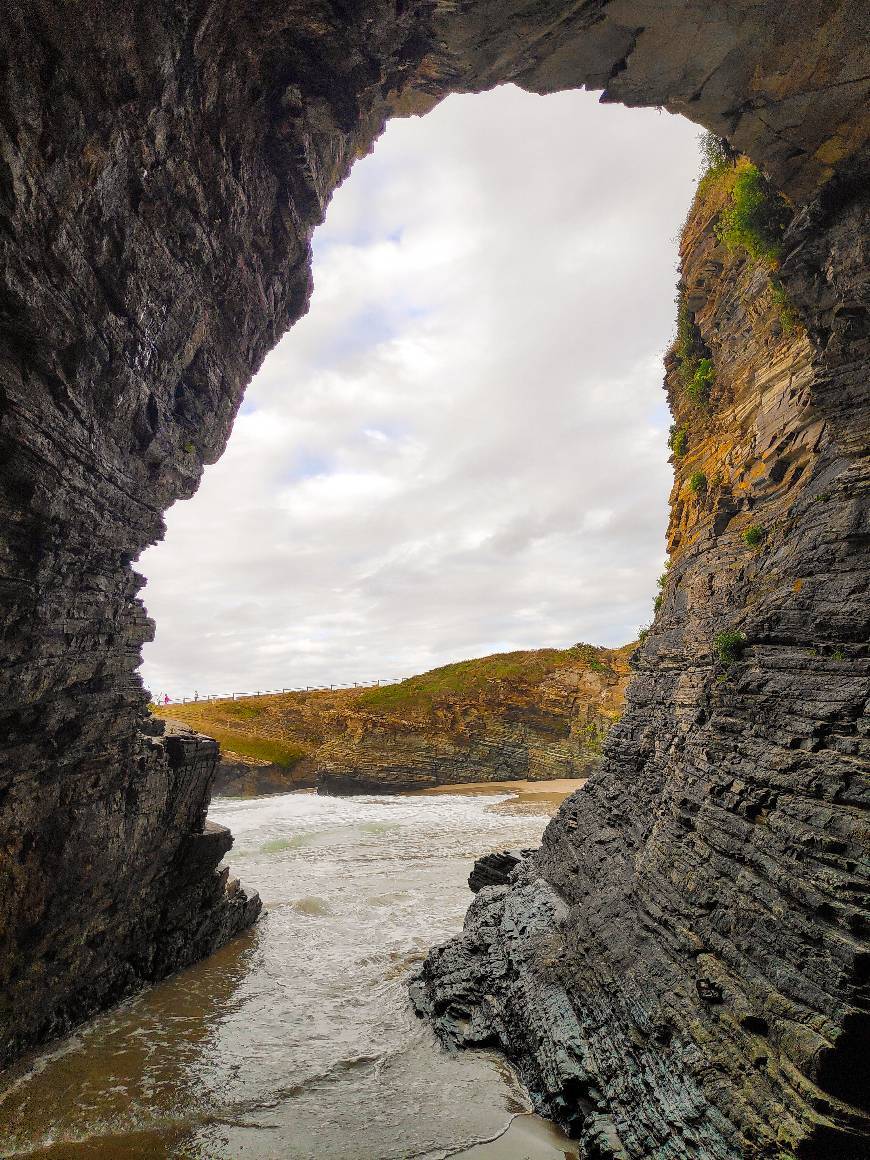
(0, 782), (583, 1160)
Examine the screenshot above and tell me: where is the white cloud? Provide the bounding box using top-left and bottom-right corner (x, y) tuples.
(139, 85), (701, 699)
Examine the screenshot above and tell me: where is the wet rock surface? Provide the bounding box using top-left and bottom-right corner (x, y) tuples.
(0, 0), (867, 1150)
(0, 721), (259, 1071)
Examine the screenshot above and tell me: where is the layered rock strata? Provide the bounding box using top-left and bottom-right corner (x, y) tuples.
(159, 647), (630, 796)
(0, 0), (867, 1142)
(412, 163), (870, 1157)
(212, 751), (316, 798)
(314, 655), (628, 794)
(0, 719), (259, 1071)
(468, 850), (530, 894)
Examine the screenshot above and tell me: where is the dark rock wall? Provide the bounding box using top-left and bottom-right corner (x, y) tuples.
(0, 1), (866, 1140)
(0, 719), (259, 1070)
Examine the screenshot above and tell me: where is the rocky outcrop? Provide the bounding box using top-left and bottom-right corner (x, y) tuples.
(314, 714), (584, 793)
(315, 652), (629, 793)
(411, 161), (870, 1157)
(0, 719), (259, 1071)
(212, 752), (316, 797)
(468, 850), (531, 894)
(0, 0), (867, 1141)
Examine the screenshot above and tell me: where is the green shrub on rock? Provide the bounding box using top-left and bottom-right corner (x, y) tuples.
(669, 426), (688, 457)
(770, 280), (800, 334)
(742, 525), (763, 547)
(699, 131), (733, 176)
(675, 287), (701, 368)
(689, 471), (708, 494)
(716, 163), (791, 264)
(715, 630), (747, 664)
(686, 357), (715, 405)
(573, 642), (607, 672)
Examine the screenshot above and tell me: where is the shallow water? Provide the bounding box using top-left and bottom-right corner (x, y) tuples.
(0, 782), (583, 1160)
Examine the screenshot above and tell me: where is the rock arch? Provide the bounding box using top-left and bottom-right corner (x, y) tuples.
(0, 2), (867, 1155)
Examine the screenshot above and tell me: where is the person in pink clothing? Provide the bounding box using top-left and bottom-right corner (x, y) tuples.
(163, 693), (170, 705)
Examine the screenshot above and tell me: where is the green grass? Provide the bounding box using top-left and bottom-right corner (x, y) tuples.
(742, 525), (763, 547)
(357, 645), (614, 715)
(194, 726), (309, 769)
(216, 700), (264, 720)
(689, 471), (708, 495)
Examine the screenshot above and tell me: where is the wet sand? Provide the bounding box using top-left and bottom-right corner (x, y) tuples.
(412, 777), (586, 817)
(456, 1112), (579, 1158)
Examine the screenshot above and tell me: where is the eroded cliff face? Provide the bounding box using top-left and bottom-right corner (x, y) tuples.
(0, 0), (866, 1133)
(312, 648), (630, 793)
(411, 166), (870, 1157)
(157, 645), (630, 796)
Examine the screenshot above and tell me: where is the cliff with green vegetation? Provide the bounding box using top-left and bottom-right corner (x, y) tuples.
(413, 140), (870, 1157)
(155, 643), (633, 795)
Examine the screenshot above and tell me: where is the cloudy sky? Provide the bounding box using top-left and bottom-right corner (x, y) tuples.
(139, 86), (701, 700)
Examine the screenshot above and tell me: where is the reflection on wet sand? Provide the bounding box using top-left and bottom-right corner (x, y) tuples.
(458, 1112), (578, 1159)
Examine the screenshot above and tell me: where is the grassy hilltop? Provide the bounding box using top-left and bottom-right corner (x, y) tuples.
(154, 641), (635, 789)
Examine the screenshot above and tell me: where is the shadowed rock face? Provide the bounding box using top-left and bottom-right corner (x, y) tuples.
(0, 0), (866, 1150)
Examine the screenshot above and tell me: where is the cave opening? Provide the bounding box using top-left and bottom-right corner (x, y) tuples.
(3, 4), (866, 1152)
(138, 85), (701, 702)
